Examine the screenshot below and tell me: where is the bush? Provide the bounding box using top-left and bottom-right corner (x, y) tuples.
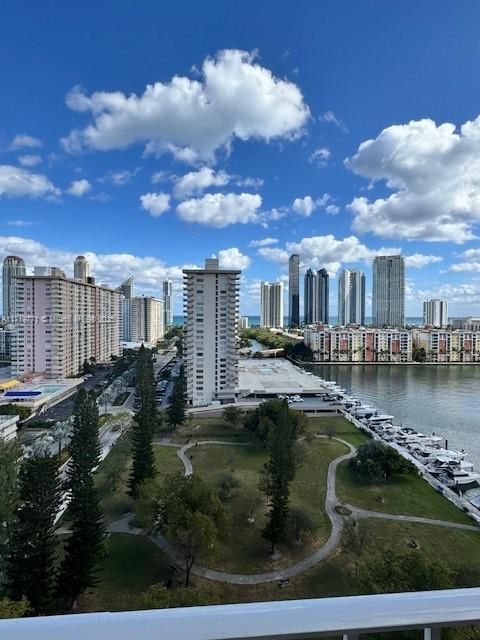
(0, 404), (31, 420)
(350, 442), (415, 484)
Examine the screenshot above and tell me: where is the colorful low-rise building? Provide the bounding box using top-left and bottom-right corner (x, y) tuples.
(304, 327), (412, 362)
(412, 329), (480, 362)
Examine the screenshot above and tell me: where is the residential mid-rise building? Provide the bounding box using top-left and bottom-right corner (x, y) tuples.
(337, 269), (365, 325)
(238, 316), (249, 330)
(423, 299), (448, 328)
(2, 256), (26, 321)
(304, 268), (329, 325)
(74, 255), (90, 282)
(412, 328), (480, 362)
(304, 327), (412, 362)
(11, 273), (121, 378)
(260, 281), (284, 328)
(130, 296), (165, 345)
(372, 255), (405, 327)
(163, 280), (174, 327)
(183, 258), (240, 407)
(288, 254), (300, 327)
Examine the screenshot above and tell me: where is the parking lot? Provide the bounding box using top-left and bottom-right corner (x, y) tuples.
(32, 369), (113, 424)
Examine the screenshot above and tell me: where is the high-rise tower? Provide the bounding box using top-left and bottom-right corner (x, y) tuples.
(304, 268), (329, 325)
(372, 255), (405, 327)
(163, 280), (174, 327)
(338, 269), (365, 326)
(183, 258), (240, 407)
(74, 255), (90, 282)
(288, 254), (300, 327)
(260, 281), (284, 328)
(2, 255), (26, 321)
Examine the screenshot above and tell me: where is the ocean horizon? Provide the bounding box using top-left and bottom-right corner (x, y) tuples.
(173, 315), (428, 326)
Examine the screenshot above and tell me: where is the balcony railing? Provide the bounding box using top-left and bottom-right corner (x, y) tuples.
(1, 588), (480, 640)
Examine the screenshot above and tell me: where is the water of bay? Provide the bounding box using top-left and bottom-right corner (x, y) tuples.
(299, 363), (480, 468)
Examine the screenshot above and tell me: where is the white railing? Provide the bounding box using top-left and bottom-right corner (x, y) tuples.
(1, 588), (479, 639)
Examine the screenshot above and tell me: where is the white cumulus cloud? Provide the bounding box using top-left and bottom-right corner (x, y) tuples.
(67, 178), (92, 197)
(0, 165), (59, 198)
(404, 253), (443, 268)
(0, 235), (190, 300)
(99, 168), (141, 186)
(292, 193), (335, 217)
(249, 237), (278, 248)
(346, 116), (480, 243)
(309, 147), (330, 167)
(10, 134), (43, 150)
(216, 247), (251, 270)
(18, 154), (42, 167)
(260, 234), (400, 275)
(140, 192), (171, 217)
(174, 167), (230, 198)
(176, 192), (262, 227)
(60, 49), (310, 162)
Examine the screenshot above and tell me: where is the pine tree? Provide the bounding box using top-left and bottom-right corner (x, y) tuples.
(167, 365), (186, 428)
(57, 391), (105, 609)
(6, 454), (61, 615)
(128, 346), (157, 498)
(262, 401), (297, 553)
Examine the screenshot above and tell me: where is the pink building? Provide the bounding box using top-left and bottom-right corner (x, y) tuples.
(12, 275), (121, 379)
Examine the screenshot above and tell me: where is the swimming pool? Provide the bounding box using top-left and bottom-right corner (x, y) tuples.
(35, 385), (65, 394)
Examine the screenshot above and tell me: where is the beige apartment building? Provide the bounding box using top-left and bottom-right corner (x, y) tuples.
(412, 329), (480, 362)
(183, 258), (240, 407)
(11, 274), (121, 378)
(304, 327), (412, 362)
(129, 296), (165, 346)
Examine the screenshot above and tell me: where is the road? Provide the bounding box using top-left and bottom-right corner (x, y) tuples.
(33, 369), (113, 424)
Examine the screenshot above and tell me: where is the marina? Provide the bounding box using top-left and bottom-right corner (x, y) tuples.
(235, 357), (480, 524)
(306, 373), (480, 523)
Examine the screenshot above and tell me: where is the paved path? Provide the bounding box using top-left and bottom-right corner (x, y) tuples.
(349, 506), (480, 532)
(107, 436), (480, 585)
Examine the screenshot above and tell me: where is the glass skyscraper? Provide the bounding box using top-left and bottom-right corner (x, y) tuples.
(372, 255), (405, 327)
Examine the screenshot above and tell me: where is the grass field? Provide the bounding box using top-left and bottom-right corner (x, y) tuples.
(96, 433), (133, 522)
(171, 416), (247, 443)
(154, 445), (183, 476)
(80, 533), (173, 612)
(163, 434), (350, 573)
(336, 460), (473, 525)
(89, 412), (480, 620)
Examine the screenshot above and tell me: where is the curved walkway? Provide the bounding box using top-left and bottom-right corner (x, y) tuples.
(107, 436), (480, 585)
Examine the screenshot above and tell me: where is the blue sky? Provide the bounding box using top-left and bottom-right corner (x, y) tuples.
(2, 1), (480, 315)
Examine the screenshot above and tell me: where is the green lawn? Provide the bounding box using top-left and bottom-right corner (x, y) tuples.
(90, 411), (480, 622)
(307, 415), (370, 448)
(336, 461), (473, 525)
(80, 533), (172, 612)
(95, 433), (133, 522)
(172, 416), (246, 443)
(154, 445), (183, 476)
(184, 438), (349, 573)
